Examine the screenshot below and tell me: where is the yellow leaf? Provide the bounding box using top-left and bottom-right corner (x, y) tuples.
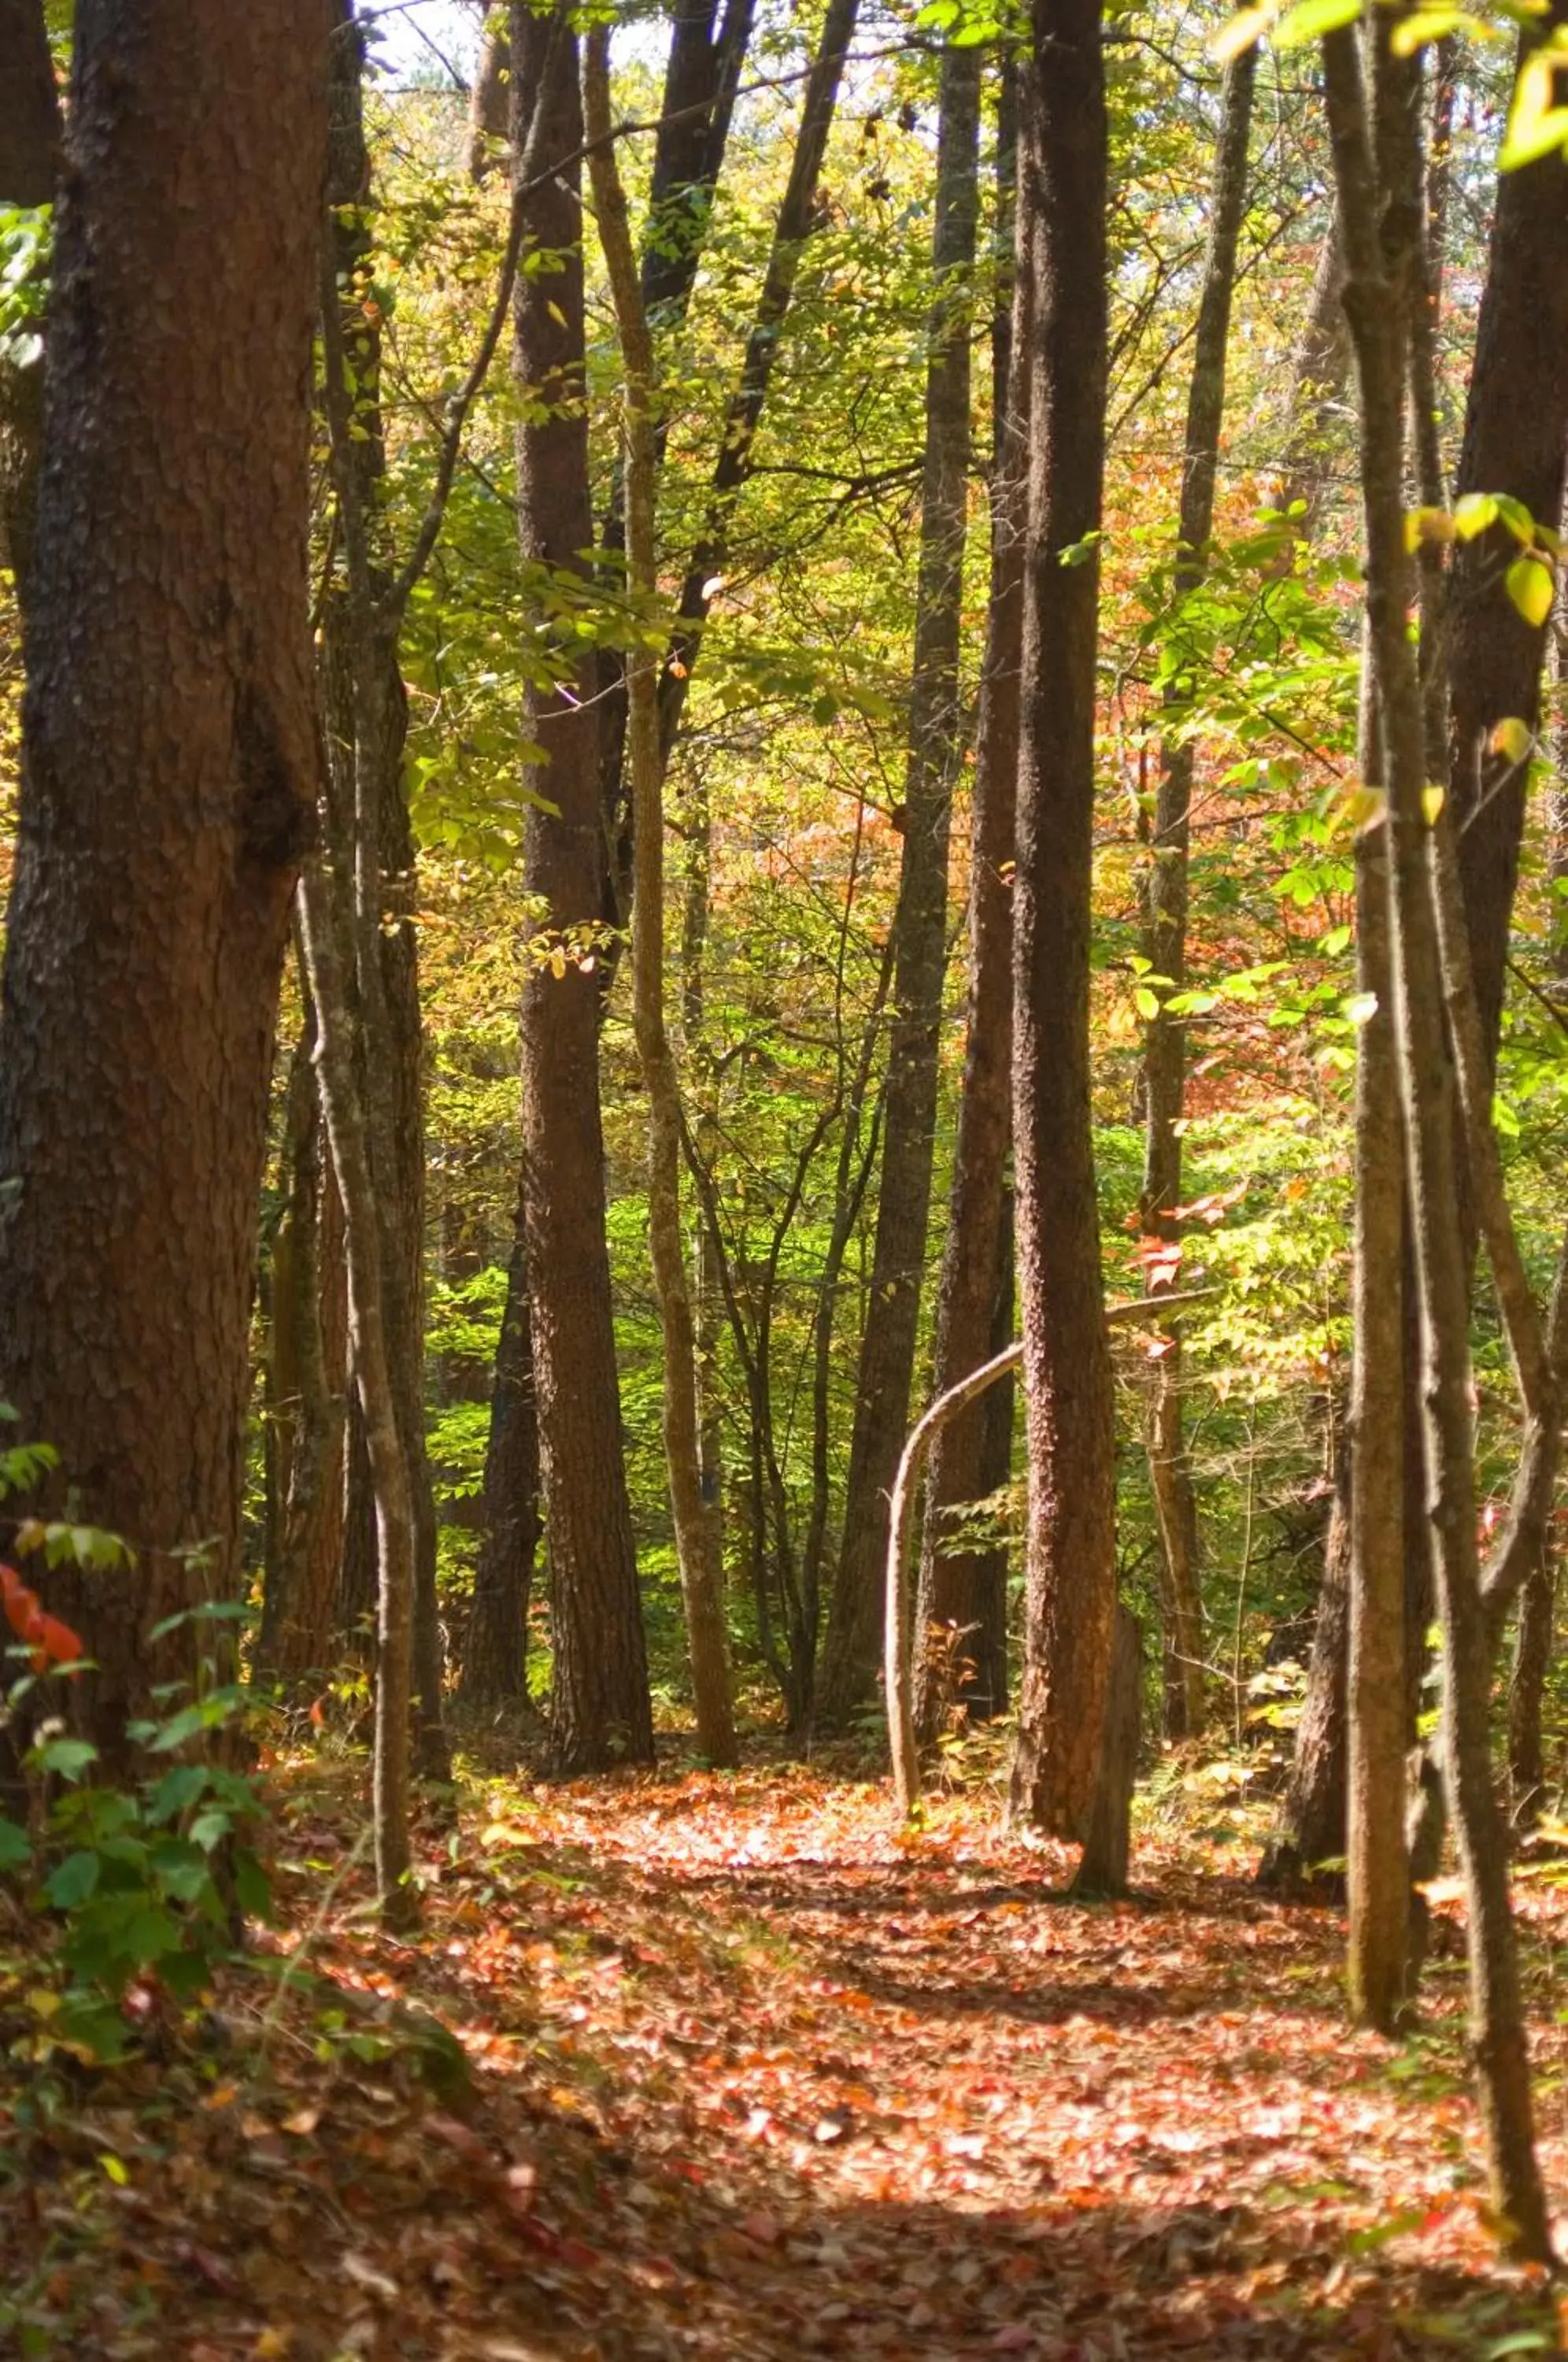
(1403, 505), (1454, 552)
(1344, 784), (1386, 832)
(1500, 46), (1568, 172)
(1210, 2), (1273, 58)
(1488, 715), (1533, 765)
(1506, 553), (1555, 629)
(1421, 785), (1446, 825)
(98, 2153), (128, 2186)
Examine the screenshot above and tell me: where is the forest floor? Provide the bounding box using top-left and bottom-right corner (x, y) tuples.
(7, 1741), (1568, 2361)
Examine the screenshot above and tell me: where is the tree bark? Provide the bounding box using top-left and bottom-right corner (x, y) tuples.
(1270, 214), (1350, 535)
(298, 856), (415, 1919)
(318, 3), (448, 1782)
(1141, 49), (1256, 1746)
(0, 0), (58, 613)
(819, 39), (982, 1727)
(1347, 673), (1408, 2031)
(460, 1186), (540, 1707)
(1008, 0), (1116, 1840)
(1446, 3), (1568, 1075)
(511, 2), (653, 1775)
(586, 24), (738, 1768)
(656, 0), (863, 767)
(0, 0), (329, 1767)
(259, 994), (349, 1687)
(915, 66), (1026, 1749)
(1074, 1605), (1142, 1899)
(1323, 11), (1549, 2258)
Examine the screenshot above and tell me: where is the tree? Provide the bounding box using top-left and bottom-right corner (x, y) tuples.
(1322, 6), (1549, 2256)
(1008, 0), (1117, 1838)
(0, 0), (331, 1764)
(0, 0), (58, 613)
(914, 66), (1026, 1749)
(511, 0), (654, 1775)
(819, 38), (983, 1727)
(1139, 48), (1256, 1744)
(586, 20), (738, 1768)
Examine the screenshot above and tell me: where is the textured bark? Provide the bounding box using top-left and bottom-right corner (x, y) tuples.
(1325, 14), (1549, 2257)
(1271, 215), (1350, 535)
(593, 0), (756, 939)
(1347, 685), (1408, 2032)
(0, 0), (329, 1765)
(656, 0), (862, 766)
(1446, 5), (1568, 1075)
(259, 1001), (349, 1686)
(0, 0), (58, 613)
(819, 41), (982, 1728)
(1141, 50), (1255, 1746)
(915, 71), (1026, 1748)
(319, 5), (447, 1781)
(460, 1190), (539, 1706)
(298, 857), (414, 1917)
(467, 17), (511, 181)
(586, 24), (737, 1767)
(1259, 1459), (1351, 1886)
(640, 0), (757, 320)
(1074, 1607), (1142, 1899)
(511, 3), (653, 1775)
(1008, 0), (1115, 1839)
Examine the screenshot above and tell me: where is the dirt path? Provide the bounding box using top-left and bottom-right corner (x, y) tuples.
(6, 1764), (1565, 2358)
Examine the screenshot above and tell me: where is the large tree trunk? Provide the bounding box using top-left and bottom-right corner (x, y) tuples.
(586, 23), (738, 1768)
(0, 0), (58, 613)
(914, 68), (1026, 1749)
(1140, 49), (1256, 1746)
(1008, 0), (1116, 1839)
(1323, 9), (1549, 2259)
(460, 1187), (539, 1707)
(0, 0), (328, 1768)
(818, 40), (982, 1727)
(511, 3), (653, 1775)
(1270, 215), (1350, 535)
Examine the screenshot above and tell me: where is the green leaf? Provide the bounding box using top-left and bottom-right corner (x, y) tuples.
(1134, 986), (1160, 1022)
(1271, 0), (1361, 45)
(1500, 46), (1568, 172)
(232, 1849), (272, 1922)
(35, 1738), (98, 1783)
(45, 1850), (101, 1909)
(1506, 554), (1555, 629)
(0, 1816), (31, 1868)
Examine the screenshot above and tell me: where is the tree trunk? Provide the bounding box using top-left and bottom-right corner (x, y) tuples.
(298, 857), (416, 1920)
(1446, 3), (1568, 1075)
(1347, 676), (1408, 2031)
(319, 0), (449, 1783)
(656, 0), (863, 767)
(460, 1187), (540, 1707)
(0, 0), (328, 1768)
(585, 24), (738, 1768)
(1074, 1606), (1142, 1899)
(1008, 0), (1116, 1840)
(1323, 10), (1549, 2258)
(915, 66), (1026, 1749)
(819, 40), (982, 1727)
(1141, 49), (1256, 1746)
(1270, 214), (1350, 535)
(511, 2), (653, 1775)
(259, 994), (349, 1688)
(0, 0), (57, 613)
(1259, 1450), (1351, 1887)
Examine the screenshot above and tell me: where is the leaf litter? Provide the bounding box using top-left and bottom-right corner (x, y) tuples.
(4, 1754), (1568, 2360)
